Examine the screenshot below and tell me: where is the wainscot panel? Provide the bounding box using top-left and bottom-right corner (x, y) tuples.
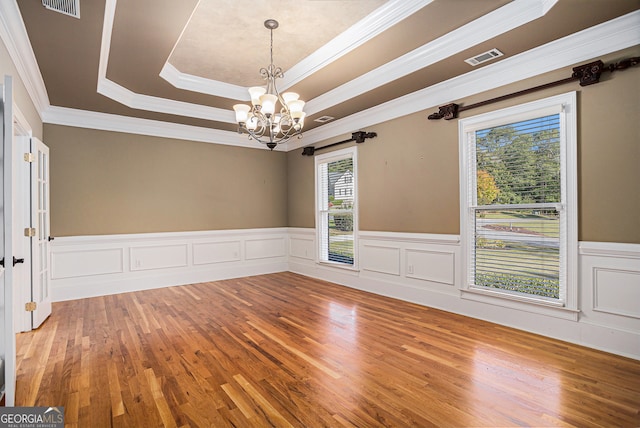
(193, 241), (241, 265)
(51, 248), (123, 279)
(50, 229), (289, 301)
(579, 242), (640, 337)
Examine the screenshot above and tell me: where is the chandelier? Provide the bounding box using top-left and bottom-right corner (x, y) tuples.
(233, 19), (306, 150)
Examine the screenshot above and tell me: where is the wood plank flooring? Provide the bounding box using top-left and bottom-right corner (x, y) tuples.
(15, 272), (640, 427)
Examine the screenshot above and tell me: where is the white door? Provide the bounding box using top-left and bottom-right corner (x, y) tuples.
(30, 138), (51, 329)
(1, 75), (17, 406)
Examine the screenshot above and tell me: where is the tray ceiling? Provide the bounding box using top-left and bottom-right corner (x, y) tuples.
(11, 0), (640, 149)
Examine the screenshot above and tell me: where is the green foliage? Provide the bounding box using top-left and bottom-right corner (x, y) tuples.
(476, 124), (560, 204)
(475, 271), (559, 299)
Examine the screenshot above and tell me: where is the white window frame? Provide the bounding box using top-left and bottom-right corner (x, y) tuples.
(458, 92), (578, 318)
(315, 146), (358, 270)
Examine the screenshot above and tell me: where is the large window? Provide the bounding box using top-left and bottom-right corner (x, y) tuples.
(459, 93), (577, 309)
(315, 147), (357, 267)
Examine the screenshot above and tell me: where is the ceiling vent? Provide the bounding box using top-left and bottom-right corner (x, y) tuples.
(314, 115), (335, 123)
(42, 0), (80, 19)
(465, 48), (503, 66)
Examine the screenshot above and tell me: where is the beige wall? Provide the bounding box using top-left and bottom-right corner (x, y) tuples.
(287, 47), (640, 243)
(46, 125), (288, 236)
(0, 37), (43, 139)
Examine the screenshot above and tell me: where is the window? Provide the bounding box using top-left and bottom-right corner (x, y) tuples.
(459, 92), (577, 309)
(316, 147), (357, 267)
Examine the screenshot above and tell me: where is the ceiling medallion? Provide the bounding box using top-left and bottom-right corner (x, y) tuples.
(233, 19), (306, 150)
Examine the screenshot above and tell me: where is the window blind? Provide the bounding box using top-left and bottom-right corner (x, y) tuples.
(317, 156), (355, 265)
(472, 114), (562, 299)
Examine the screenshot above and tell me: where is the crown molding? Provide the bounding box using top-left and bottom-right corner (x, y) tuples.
(97, 0), (560, 127)
(279, 0), (434, 89)
(159, 0), (434, 98)
(41, 105), (284, 151)
(0, 1), (49, 115)
(96, 77), (235, 123)
(291, 10), (640, 149)
(159, 63), (250, 100)
(3, 1), (638, 152)
(305, 0), (558, 116)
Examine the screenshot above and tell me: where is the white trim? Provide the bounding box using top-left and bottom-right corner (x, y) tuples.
(45, 227), (640, 359)
(281, 0), (434, 90)
(288, 229), (640, 360)
(305, 0), (558, 116)
(315, 146), (359, 269)
(458, 91), (578, 311)
(579, 241), (640, 259)
(1, 2), (638, 150)
(41, 106), (285, 150)
(96, 78), (235, 124)
(289, 10), (640, 149)
(50, 228), (289, 301)
(159, 63), (250, 100)
(0, 1), (49, 115)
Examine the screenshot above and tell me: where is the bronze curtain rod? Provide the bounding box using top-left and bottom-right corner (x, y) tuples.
(427, 57), (639, 121)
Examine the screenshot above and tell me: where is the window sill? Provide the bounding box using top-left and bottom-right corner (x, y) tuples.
(317, 260), (359, 273)
(461, 287), (579, 321)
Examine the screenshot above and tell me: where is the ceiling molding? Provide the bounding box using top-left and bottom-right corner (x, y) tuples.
(97, 0), (560, 127)
(274, 0), (434, 90)
(160, 0), (434, 98)
(305, 0), (558, 116)
(4, 1), (638, 153)
(291, 9), (640, 149)
(0, 1), (50, 115)
(97, 0), (235, 124)
(159, 62), (250, 100)
(41, 105), (284, 150)
(96, 77), (235, 123)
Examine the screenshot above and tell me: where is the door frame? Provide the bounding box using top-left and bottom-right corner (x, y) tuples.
(12, 106), (32, 333)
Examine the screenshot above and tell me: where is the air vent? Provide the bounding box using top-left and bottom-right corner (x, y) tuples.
(42, 0), (80, 19)
(465, 48), (503, 66)
(314, 115), (335, 123)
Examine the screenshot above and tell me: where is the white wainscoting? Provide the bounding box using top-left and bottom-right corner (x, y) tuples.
(288, 229), (640, 360)
(50, 228), (289, 301)
(50, 228), (640, 359)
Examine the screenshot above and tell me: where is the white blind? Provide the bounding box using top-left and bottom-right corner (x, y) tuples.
(472, 114), (562, 299)
(318, 156), (354, 265)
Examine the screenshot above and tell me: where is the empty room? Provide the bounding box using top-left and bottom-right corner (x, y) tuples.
(0, 0), (639, 426)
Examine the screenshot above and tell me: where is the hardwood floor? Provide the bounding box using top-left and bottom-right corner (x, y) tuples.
(15, 272), (640, 427)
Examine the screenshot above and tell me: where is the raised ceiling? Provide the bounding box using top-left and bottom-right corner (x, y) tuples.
(9, 0), (640, 150)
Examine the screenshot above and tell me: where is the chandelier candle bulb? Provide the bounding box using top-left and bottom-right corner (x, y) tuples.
(288, 99), (305, 114)
(282, 92), (300, 105)
(233, 104), (250, 124)
(231, 19), (306, 150)
(248, 87), (266, 106)
(260, 94), (278, 117)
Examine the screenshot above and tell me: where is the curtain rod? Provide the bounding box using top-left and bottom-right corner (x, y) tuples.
(427, 57), (639, 121)
(301, 131), (377, 156)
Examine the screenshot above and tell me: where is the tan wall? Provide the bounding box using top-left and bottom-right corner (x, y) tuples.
(287, 47), (640, 243)
(0, 37), (43, 139)
(46, 125), (288, 236)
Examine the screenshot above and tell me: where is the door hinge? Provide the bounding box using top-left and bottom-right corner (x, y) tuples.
(24, 227), (36, 237)
(25, 301), (37, 312)
(24, 152), (35, 162)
